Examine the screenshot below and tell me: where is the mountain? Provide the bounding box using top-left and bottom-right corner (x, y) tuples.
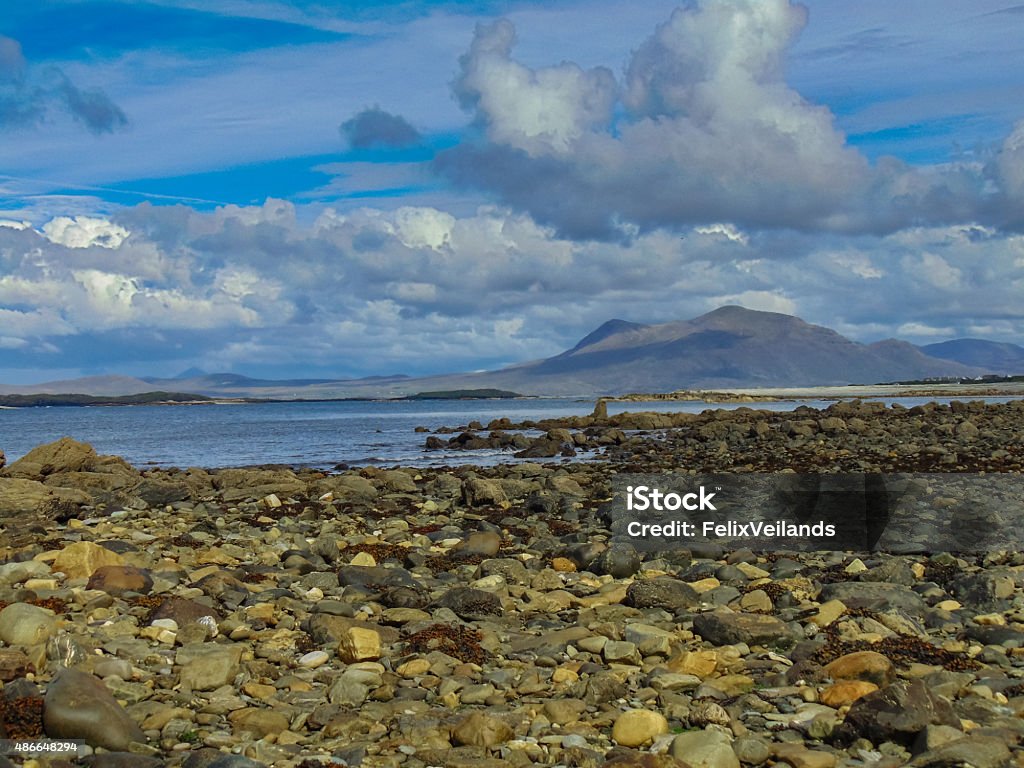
(464, 306), (981, 394)
(919, 339), (1024, 375)
(0, 307), (994, 398)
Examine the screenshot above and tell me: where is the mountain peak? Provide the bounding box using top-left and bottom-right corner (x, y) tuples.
(569, 319), (648, 353)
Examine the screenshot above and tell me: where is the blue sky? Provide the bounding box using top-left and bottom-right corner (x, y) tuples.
(2, 0), (1024, 383)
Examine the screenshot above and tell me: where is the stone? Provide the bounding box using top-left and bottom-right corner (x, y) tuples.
(668, 650), (719, 678)
(43, 668), (146, 751)
(86, 565), (154, 595)
(625, 578), (700, 611)
(906, 735), (1010, 768)
(451, 711), (513, 747)
(463, 478), (509, 507)
(604, 640), (641, 665)
(818, 582), (925, 614)
(228, 708), (291, 738)
(670, 729), (739, 768)
(543, 698), (587, 725)
(52, 541), (126, 579)
(810, 599), (846, 627)
(551, 557), (577, 572)
(820, 680), (878, 708)
(298, 650), (330, 668)
(732, 735), (771, 765)
(456, 531), (502, 557)
(841, 679), (960, 746)
(433, 586), (502, 618)
(612, 709), (669, 747)
(772, 745), (836, 768)
(177, 643), (243, 691)
(338, 626), (383, 662)
(590, 545), (641, 579)
(0, 602), (57, 646)
(693, 610), (793, 647)
(328, 675), (369, 706)
(0, 648), (33, 681)
(4, 437), (98, 479)
(0, 560), (51, 585)
(602, 754), (690, 768)
(149, 596), (220, 627)
(823, 651), (895, 687)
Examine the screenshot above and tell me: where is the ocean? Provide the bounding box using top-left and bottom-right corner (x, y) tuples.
(0, 396), (1016, 469)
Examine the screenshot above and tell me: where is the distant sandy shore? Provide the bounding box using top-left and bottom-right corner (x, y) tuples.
(610, 381), (1024, 403)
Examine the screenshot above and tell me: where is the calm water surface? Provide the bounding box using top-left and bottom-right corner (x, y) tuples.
(0, 396), (1017, 469)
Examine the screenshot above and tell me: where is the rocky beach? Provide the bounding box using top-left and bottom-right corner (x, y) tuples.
(1, 398), (1024, 768)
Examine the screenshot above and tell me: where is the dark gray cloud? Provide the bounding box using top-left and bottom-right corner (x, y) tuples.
(57, 76), (128, 134)
(436, 2), (1024, 240)
(0, 35), (127, 133)
(340, 106), (420, 148)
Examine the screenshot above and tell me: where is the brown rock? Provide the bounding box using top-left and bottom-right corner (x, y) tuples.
(824, 651), (895, 687)
(773, 744), (837, 768)
(148, 597), (220, 627)
(612, 709), (669, 747)
(821, 680), (878, 708)
(601, 753), (690, 768)
(228, 707), (290, 738)
(551, 557), (577, 572)
(337, 626), (383, 662)
(450, 712), (513, 747)
(86, 565), (154, 595)
(52, 541), (125, 579)
(0, 649), (33, 681)
(2, 437), (97, 479)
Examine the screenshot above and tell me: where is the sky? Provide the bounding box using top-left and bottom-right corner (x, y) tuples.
(1, 0), (1024, 383)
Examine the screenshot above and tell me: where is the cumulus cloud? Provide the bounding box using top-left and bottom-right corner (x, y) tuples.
(3, 201), (1023, 379)
(42, 216), (130, 249)
(340, 106), (421, 148)
(0, 34), (127, 133)
(436, 2), (1024, 239)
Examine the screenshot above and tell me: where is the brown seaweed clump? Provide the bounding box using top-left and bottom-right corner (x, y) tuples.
(405, 623), (485, 665)
(0, 695), (45, 738)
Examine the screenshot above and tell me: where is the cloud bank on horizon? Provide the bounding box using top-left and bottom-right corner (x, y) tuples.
(1, 0), (1023, 383)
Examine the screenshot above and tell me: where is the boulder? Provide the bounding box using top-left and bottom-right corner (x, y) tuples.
(43, 668), (146, 750)
(2, 437), (97, 479)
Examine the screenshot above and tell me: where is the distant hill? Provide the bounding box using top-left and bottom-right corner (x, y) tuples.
(919, 339), (1024, 375)
(0, 307), (999, 397)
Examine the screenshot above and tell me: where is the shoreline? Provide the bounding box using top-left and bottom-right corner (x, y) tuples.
(1, 400), (1024, 767)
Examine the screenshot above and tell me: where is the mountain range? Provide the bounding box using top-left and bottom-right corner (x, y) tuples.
(2, 306), (1021, 398)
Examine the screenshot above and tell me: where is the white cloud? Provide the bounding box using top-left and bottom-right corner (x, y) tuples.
(708, 290), (797, 316)
(42, 216), (130, 249)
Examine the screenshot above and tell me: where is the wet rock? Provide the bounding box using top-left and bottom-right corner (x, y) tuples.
(626, 577), (700, 610)
(602, 754), (691, 768)
(840, 679), (960, 746)
(433, 586), (502, 618)
(693, 610), (793, 647)
(86, 564), (154, 595)
(43, 668), (146, 750)
(79, 754), (163, 768)
(818, 582), (926, 614)
(823, 651), (895, 687)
